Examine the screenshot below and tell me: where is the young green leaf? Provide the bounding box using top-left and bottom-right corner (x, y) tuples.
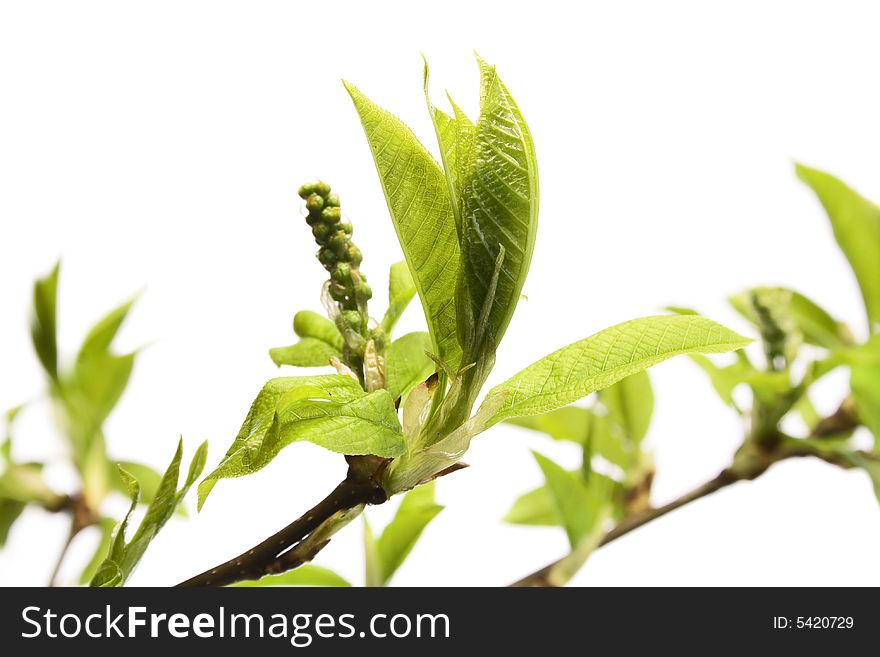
(598, 370), (653, 444)
(292, 310), (344, 350)
(31, 261), (60, 380)
(532, 452), (611, 549)
(232, 564), (351, 588)
(91, 439), (207, 587)
(269, 338), (341, 368)
(345, 82), (462, 372)
(110, 461), (163, 506)
(363, 482), (443, 587)
(198, 376), (405, 508)
(454, 56), (539, 356)
(384, 332), (435, 401)
(796, 164), (880, 334)
(484, 315), (751, 424)
(381, 261), (417, 336)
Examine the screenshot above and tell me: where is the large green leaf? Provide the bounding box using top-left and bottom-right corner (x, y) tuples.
(796, 164), (880, 333)
(232, 564), (351, 588)
(453, 56), (539, 356)
(532, 452), (612, 549)
(384, 332), (435, 401)
(31, 261), (60, 380)
(381, 261), (417, 336)
(198, 375), (405, 508)
(91, 439), (207, 587)
(363, 482), (443, 587)
(598, 370), (653, 444)
(345, 82), (462, 371)
(485, 315), (751, 424)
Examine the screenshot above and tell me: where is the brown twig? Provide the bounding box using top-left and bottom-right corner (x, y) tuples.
(176, 456), (388, 587)
(48, 493), (98, 587)
(511, 402), (864, 587)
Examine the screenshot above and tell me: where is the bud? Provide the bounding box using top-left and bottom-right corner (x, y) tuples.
(356, 282), (372, 300)
(347, 245), (363, 266)
(339, 222), (353, 235)
(321, 207), (341, 224)
(343, 310), (363, 332)
(305, 193), (324, 213)
(298, 182), (319, 199)
(325, 194), (340, 207)
(317, 247), (336, 267)
(312, 223), (330, 241)
(332, 263), (351, 283)
(315, 181), (332, 197)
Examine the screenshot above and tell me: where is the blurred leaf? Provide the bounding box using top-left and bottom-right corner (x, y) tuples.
(364, 482), (443, 586)
(78, 517), (116, 584)
(689, 353), (755, 407)
(77, 296), (138, 364)
(292, 310), (343, 350)
(664, 306), (699, 315)
(851, 363), (880, 446)
(730, 286), (850, 350)
(503, 484), (559, 526)
(747, 370), (792, 407)
(796, 164), (880, 333)
(31, 261), (60, 380)
(385, 332), (435, 401)
(532, 451), (612, 549)
(0, 499), (25, 547)
(506, 406), (592, 443)
(199, 376), (404, 509)
(598, 370), (653, 444)
(345, 81), (462, 371)
(66, 352), (135, 447)
(232, 565), (351, 587)
(0, 462), (64, 508)
(381, 261), (417, 335)
(484, 315), (750, 424)
(270, 338), (340, 368)
(91, 439), (207, 587)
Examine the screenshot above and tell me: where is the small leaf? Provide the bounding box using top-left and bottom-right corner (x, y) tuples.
(485, 315), (751, 424)
(31, 261), (60, 380)
(0, 462), (65, 508)
(385, 332), (435, 401)
(345, 81), (462, 371)
(270, 338), (340, 368)
(598, 370), (653, 444)
(110, 461), (162, 506)
(199, 376), (404, 508)
(381, 261), (417, 335)
(232, 564), (351, 587)
(293, 311), (343, 350)
(91, 440), (206, 587)
(796, 164), (880, 333)
(532, 452), (611, 549)
(364, 482), (443, 586)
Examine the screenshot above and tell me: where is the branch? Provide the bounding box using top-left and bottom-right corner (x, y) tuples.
(177, 457), (387, 587)
(48, 493), (98, 587)
(511, 402), (864, 587)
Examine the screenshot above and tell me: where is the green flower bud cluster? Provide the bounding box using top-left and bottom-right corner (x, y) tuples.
(298, 182), (372, 316)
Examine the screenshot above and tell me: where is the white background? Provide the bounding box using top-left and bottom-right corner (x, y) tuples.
(1, 0), (879, 587)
